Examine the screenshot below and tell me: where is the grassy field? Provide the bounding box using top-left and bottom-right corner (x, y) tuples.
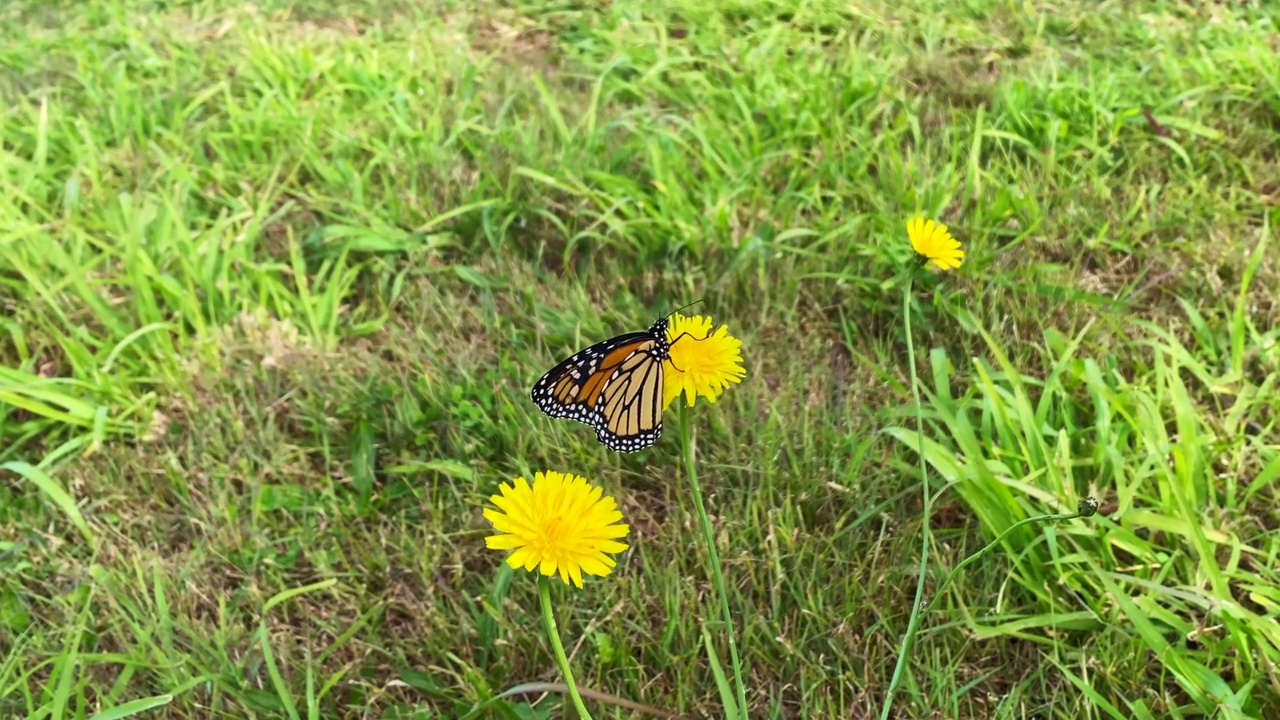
(3, 0), (1280, 717)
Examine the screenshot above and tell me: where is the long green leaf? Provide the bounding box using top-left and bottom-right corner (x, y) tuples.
(2, 461), (94, 545)
(87, 695), (175, 720)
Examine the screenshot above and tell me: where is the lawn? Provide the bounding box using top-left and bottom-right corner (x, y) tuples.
(2, 0), (1280, 718)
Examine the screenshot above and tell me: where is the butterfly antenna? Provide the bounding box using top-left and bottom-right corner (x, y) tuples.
(663, 298), (705, 320)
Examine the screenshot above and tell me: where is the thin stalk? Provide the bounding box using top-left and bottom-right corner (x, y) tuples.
(880, 272), (930, 719)
(679, 403), (749, 717)
(878, 273), (1099, 718)
(538, 575), (594, 720)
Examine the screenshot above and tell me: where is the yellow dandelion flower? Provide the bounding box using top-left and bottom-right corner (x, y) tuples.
(907, 217), (965, 270)
(662, 313), (746, 410)
(483, 470), (629, 589)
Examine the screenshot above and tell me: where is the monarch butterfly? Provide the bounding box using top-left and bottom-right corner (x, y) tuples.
(531, 309), (701, 453)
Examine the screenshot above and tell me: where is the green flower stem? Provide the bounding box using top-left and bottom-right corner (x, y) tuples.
(880, 271), (931, 720)
(880, 272), (1098, 718)
(538, 575), (594, 720)
(679, 403), (749, 718)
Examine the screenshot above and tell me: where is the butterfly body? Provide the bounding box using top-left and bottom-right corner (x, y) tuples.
(532, 317), (672, 453)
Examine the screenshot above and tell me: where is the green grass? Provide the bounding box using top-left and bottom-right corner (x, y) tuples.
(2, 0), (1279, 717)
